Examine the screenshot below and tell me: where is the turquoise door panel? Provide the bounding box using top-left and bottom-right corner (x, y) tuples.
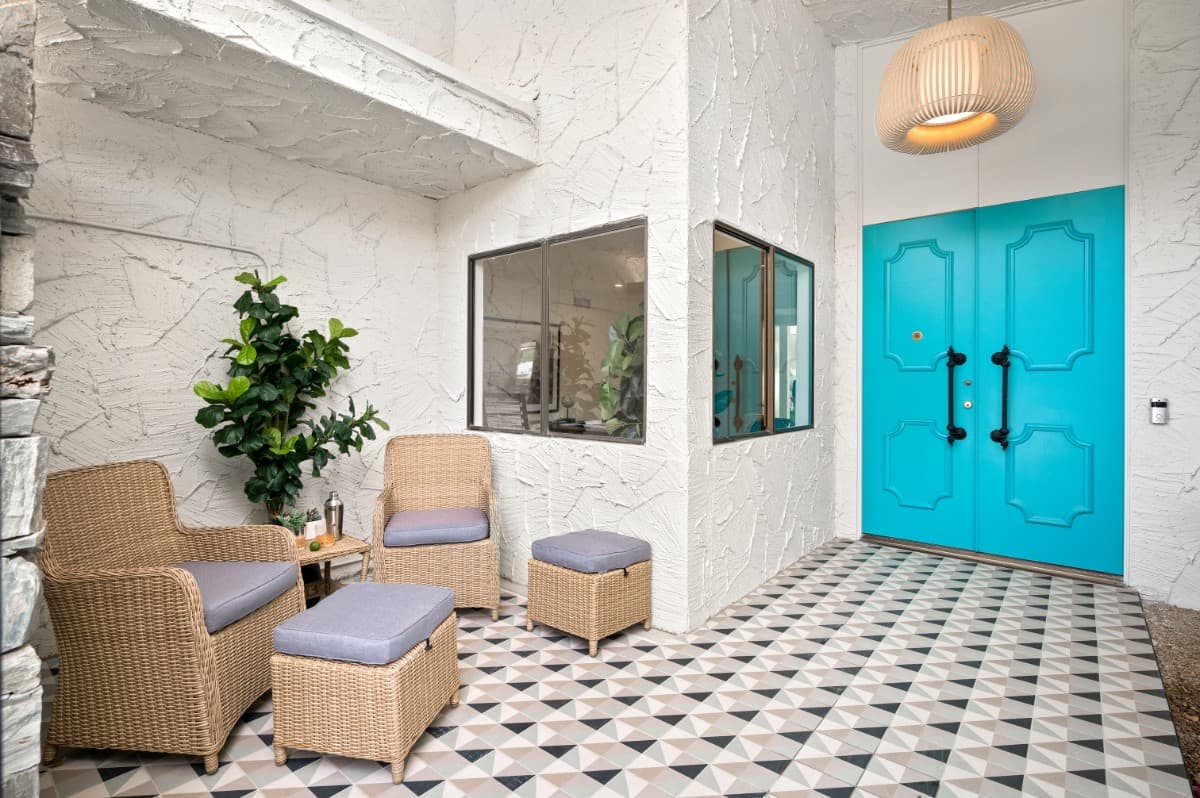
(976, 186), (1125, 573)
(862, 209), (977, 551)
(862, 187), (1125, 575)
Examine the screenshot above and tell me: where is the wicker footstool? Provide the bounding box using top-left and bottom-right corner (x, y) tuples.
(270, 583), (460, 783)
(526, 529), (652, 655)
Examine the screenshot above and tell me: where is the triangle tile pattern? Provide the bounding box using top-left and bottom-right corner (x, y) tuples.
(39, 541), (1189, 796)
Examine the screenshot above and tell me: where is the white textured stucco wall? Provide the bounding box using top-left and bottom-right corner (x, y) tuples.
(831, 0), (1200, 611)
(321, 0), (455, 61)
(438, 0), (693, 631)
(686, 0), (838, 627)
(1126, 0), (1200, 609)
(29, 92), (446, 537)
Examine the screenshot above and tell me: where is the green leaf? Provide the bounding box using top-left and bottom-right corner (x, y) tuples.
(599, 382), (616, 419)
(196, 405), (226, 428)
(339, 327), (358, 338)
(329, 318), (345, 339)
(626, 315), (644, 343)
(193, 381), (224, 402)
(235, 344), (257, 366)
(234, 271), (260, 286)
(239, 317), (258, 342)
(226, 376), (251, 400)
(263, 275), (287, 289)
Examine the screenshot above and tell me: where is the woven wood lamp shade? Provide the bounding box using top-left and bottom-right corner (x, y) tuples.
(877, 15), (1036, 155)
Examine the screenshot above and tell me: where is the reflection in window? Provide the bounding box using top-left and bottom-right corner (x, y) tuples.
(713, 232), (765, 438)
(713, 225), (814, 442)
(773, 251), (813, 431)
(470, 220), (647, 442)
(473, 247), (544, 432)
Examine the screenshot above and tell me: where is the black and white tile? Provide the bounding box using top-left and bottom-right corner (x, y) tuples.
(39, 541), (1192, 797)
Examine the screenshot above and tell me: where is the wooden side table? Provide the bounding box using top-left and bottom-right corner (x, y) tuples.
(296, 535), (371, 600)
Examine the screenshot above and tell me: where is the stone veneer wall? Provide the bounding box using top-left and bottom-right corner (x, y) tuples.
(0, 2), (48, 795)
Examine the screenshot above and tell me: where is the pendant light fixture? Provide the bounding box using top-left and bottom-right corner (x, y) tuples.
(876, 0), (1036, 155)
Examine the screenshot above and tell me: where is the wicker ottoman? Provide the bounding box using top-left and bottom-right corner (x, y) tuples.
(270, 583), (460, 783)
(526, 529), (652, 655)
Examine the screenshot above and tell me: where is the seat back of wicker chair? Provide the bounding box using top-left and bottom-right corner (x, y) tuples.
(382, 434), (493, 513)
(44, 459), (186, 571)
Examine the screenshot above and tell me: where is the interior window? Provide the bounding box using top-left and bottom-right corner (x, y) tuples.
(470, 220), (647, 442)
(713, 225), (814, 442)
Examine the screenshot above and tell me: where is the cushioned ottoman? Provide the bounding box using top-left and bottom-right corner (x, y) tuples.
(527, 529), (652, 655)
(270, 583), (460, 783)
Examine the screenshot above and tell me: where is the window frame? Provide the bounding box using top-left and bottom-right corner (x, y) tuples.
(467, 216), (649, 445)
(712, 221), (815, 444)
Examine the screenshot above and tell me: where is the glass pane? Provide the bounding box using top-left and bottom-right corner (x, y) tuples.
(472, 247), (545, 432)
(713, 230), (766, 440)
(547, 224), (646, 440)
(773, 251), (813, 430)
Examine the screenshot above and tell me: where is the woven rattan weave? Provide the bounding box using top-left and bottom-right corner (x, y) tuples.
(372, 434), (501, 619)
(270, 612), (460, 783)
(526, 559), (651, 655)
(40, 460), (304, 774)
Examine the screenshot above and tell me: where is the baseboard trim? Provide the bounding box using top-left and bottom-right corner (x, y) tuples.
(861, 534), (1125, 588)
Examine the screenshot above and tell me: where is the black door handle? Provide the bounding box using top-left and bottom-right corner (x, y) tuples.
(946, 346), (967, 444)
(990, 345), (1011, 450)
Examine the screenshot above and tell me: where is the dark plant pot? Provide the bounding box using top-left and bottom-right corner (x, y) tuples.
(265, 498), (285, 519)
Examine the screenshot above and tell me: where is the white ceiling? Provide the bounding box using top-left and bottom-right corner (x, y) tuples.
(801, 0), (1053, 44)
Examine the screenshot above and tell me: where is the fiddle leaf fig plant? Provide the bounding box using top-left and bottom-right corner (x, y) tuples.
(598, 311), (645, 439)
(193, 271), (389, 515)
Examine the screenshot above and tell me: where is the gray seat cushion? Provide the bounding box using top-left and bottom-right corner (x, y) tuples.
(531, 529), (651, 573)
(384, 507), (488, 548)
(273, 582), (455, 665)
(173, 560), (297, 634)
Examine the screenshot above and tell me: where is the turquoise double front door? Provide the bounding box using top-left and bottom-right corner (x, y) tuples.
(862, 186), (1125, 574)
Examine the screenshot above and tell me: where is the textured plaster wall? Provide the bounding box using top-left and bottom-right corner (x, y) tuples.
(322, 0), (455, 61)
(685, 0), (838, 627)
(831, 0), (1200, 610)
(439, 0), (692, 632)
(1127, 0), (1200, 609)
(28, 92), (446, 539)
(832, 43), (861, 541)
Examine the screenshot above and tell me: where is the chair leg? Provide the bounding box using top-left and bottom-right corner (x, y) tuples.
(449, 687), (460, 707)
(589, 640), (598, 656)
(41, 742), (61, 767)
(391, 759), (405, 784)
(526, 619), (534, 631)
(644, 616), (652, 630)
(274, 744), (287, 766)
(491, 607), (500, 621)
(204, 752), (219, 774)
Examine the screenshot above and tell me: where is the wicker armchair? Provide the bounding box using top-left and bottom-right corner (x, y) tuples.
(40, 460), (304, 774)
(372, 434), (501, 619)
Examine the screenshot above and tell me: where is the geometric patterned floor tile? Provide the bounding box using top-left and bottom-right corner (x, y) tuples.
(39, 540), (1192, 797)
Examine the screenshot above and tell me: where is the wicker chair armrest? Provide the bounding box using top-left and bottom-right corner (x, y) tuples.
(483, 483), (501, 538)
(42, 563), (209, 632)
(372, 489), (397, 545)
(179, 524), (299, 564)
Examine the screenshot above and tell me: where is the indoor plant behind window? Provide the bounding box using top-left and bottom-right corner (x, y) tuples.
(193, 271), (388, 517)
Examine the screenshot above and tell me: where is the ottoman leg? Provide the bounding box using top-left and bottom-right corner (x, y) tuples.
(644, 616), (652, 630)
(391, 759), (405, 784)
(491, 607), (500, 621)
(526, 619), (534, 631)
(589, 640), (598, 656)
(449, 687), (460, 707)
(274, 744), (287, 766)
(204, 752), (219, 774)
